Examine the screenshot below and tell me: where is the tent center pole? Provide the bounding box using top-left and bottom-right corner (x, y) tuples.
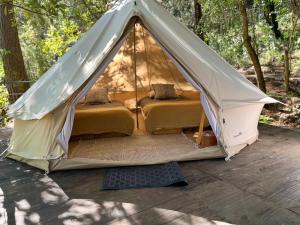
(133, 22), (139, 129)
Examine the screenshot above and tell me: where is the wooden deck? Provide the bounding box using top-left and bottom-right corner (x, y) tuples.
(0, 124), (300, 225)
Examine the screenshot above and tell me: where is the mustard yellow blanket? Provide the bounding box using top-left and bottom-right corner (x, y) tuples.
(140, 97), (209, 133)
(72, 102), (134, 136)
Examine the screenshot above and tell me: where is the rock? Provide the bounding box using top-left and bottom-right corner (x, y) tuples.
(238, 68), (247, 75)
(272, 81), (283, 87)
(245, 75), (257, 84)
(272, 114), (280, 120)
(286, 99), (292, 105)
(291, 97), (300, 104)
(290, 78), (300, 95)
(279, 113), (288, 121)
(261, 66), (273, 74)
(286, 112), (300, 124)
(244, 66), (255, 75)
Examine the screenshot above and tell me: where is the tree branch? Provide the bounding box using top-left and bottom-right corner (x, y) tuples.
(0, 1), (51, 17)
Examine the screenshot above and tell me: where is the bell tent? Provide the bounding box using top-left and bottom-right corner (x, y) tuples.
(4, 0), (277, 172)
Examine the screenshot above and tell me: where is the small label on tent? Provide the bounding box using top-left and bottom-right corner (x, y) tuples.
(234, 132), (242, 138)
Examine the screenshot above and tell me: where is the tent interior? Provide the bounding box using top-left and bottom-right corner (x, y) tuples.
(66, 23), (225, 165)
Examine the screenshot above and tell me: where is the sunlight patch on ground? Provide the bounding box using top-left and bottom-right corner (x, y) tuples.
(15, 199), (31, 211)
(56, 200), (234, 225)
(15, 199), (41, 225)
(40, 176), (69, 205)
(107, 206), (235, 225)
(169, 214), (235, 225)
(58, 199), (102, 225)
(57, 199), (140, 225)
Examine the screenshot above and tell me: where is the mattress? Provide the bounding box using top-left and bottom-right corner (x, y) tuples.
(71, 101), (134, 136)
(140, 97), (209, 133)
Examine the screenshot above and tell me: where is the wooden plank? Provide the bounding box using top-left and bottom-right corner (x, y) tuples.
(196, 111), (206, 145)
(290, 205), (300, 216)
(267, 181), (300, 209)
(184, 180), (300, 225)
(165, 214), (232, 225)
(106, 178), (300, 225)
(0, 159), (41, 181)
(0, 124), (300, 225)
(106, 195), (204, 225)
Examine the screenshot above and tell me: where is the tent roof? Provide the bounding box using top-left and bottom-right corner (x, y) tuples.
(8, 0), (277, 120)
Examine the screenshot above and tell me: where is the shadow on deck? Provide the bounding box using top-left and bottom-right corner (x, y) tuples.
(0, 124), (300, 225)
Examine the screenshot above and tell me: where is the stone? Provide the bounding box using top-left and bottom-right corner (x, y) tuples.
(291, 97), (300, 104)
(290, 78), (300, 95)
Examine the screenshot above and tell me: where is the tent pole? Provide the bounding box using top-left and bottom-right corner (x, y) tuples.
(133, 22), (139, 129)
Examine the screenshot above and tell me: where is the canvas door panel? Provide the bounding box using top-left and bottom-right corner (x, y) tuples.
(221, 103), (264, 148)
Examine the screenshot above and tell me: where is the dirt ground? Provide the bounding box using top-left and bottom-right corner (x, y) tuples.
(263, 83), (300, 128)
(239, 64), (300, 129)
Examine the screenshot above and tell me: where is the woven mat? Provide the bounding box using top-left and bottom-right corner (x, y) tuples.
(69, 133), (197, 162)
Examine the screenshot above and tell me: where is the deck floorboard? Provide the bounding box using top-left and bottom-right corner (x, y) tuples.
(0, 124), (300, 225)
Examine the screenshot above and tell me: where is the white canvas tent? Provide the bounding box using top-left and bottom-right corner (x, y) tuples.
(4, 0), (277, 172)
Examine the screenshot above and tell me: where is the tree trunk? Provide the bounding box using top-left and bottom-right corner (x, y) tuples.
(194, 0), (204, 40)
(283, 47), (290, 92)
(0, 0), (29, 103)
(238, 0), (266, 93)
(264, 0), (283, 40)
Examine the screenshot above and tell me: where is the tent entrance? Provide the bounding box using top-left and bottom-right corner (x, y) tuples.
(59, 22), (225, 168)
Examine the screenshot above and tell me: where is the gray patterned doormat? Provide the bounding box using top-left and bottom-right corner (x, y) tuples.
(101, 162), (188, 190)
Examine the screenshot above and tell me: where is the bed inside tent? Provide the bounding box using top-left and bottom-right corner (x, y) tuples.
(54, 23), (225, 170)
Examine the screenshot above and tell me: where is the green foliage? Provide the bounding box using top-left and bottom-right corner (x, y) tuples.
(0, 59), (9, 127)
(160, 0), (194, 30)
(41, 20), (80, 59)
(259, 115), (274, 125)
(0, 84), (9, 127)
(287, 113), (300, 128)
(161, 0), (299, 70)
(15, 0), (109, 80)
(0, 58), (4, 78)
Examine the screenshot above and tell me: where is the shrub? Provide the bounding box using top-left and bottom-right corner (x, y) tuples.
(0, 83), (9, 127)
(259, 115), (274, 125)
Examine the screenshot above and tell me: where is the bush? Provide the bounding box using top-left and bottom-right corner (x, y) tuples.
(0, 84), (9, 127)
(259, 115), (274, 125)
(287, 113), (300, 128)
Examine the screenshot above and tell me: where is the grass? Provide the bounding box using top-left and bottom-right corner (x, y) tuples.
(259, 115), (274, 125)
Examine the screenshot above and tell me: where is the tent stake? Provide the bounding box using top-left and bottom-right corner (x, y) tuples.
(133, 23), (139, 129)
